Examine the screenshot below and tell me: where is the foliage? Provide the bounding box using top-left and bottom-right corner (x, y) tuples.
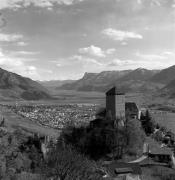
(125, 119), (146, 156)
(44, 144), (102, 180)
(141, 110), (155, 135)
(62, 118), (145, 160)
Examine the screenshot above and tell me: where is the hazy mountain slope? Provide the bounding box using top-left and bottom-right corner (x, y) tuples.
(150, 65), (175, 84)
(59, 69), (159, 92)
(38, 80), (76, 88)
(0, 68), (51, 100)
(160, 79), (175, 98)
(117, 68), (159, 82)
(108, 68), (161, 93)
(59, 70), (131, 91)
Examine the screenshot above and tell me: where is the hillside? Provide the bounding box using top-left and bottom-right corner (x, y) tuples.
(59, 69), (159, 92)
(160, 79), (175, 98)
(117, 68), (158, 82)
(0, 68), (51, 100)
(60, 70), (131, 92)
(150, 65), (175, 84)
(38, 80), (76, 88)
(110, 68), (161, 93)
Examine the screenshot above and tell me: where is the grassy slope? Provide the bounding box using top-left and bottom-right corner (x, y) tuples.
(0, 105), (60, 138)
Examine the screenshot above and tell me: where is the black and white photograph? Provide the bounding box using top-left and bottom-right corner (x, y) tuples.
(0, 0), (175, 179)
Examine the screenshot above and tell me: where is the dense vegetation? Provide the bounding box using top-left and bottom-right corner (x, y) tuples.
(140, 110), (155, 135)
(44, 144), (102, 180)
(61, 118), (146, 160)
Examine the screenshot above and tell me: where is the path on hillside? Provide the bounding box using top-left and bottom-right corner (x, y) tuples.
(0, 106), (61, 138)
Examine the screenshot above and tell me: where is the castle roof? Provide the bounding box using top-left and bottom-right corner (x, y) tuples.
(106, 86), (125, 96)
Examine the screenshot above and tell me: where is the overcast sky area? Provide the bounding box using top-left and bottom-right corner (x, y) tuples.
(0, 0), (174, 80)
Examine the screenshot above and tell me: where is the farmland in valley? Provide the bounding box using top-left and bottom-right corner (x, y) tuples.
(151, 111), (175, 133)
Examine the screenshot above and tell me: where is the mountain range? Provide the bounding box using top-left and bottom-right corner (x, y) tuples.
(55, 65), (175, 98)
(0, 68), (51, 100)
(1, 65), (175, 101)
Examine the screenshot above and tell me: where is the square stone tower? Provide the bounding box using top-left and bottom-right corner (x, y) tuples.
(106, 86), (125, 126)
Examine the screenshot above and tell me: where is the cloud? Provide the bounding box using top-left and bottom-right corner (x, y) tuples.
(161, 51), (175, 56)
(0, 0), (85, 10)
(79, 45), (106, 57)
(12, 51), (40, 55)
(79, 45), (116, 57)
(107, 58), (166, 70)
(132, 51), (175, 69)
(107, 59), (139, 67)
(0, 33), (23, 42)
(0, 14), (6, 28)
(136, 52), (166, 60)
(53, 55), (104, 68)
(67, 55), (104, 66)
(106, 48), (116, 55)
(102, 28), (143, 41)
(0, 48), (39, 79)
(17, 41), (28, 46)
(121, 42), (128, 46)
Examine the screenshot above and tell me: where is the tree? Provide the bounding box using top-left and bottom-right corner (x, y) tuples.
(141, 110), (155, 135)
(45, 144), (102, 180)
(125, 119), (146, 156)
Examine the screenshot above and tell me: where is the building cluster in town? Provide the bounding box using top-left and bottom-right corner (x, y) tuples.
(6, 104), (97, 129)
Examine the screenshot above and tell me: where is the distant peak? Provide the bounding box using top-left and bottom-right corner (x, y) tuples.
(136, 68), (147, 71)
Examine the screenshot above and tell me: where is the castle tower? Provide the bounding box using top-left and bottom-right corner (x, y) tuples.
(106, 86), (125, 126)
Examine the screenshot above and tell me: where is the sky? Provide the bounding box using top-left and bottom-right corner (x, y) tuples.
(0, 0), (175, 80)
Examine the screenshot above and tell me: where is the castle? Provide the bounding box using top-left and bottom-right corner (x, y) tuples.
(90, 86), (140, 128)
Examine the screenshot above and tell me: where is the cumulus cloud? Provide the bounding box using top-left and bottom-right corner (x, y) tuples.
(79, 45), (116, 57)
(0, 0), (85, 10)
(79, 45), (106, 57)
(102, 28), (143, 41)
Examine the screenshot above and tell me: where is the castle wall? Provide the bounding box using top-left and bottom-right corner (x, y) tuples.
(106, 94), (125, 121)
(115, 94), (125, 120)
(106, 95), (116, 118)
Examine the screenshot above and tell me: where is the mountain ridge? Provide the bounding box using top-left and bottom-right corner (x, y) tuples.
(59, 68), (160, 92)
(0, 67), (51, 100)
